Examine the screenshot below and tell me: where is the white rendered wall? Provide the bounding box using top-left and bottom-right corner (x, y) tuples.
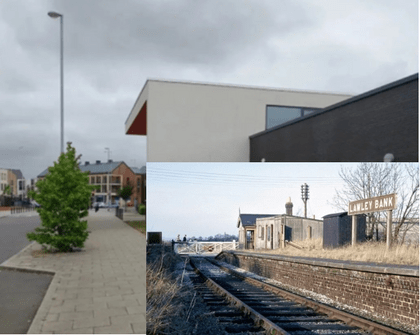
(145, 80), (352, 162)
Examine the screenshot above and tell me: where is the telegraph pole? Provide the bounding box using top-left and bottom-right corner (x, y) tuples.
(301, 183), (309, 218)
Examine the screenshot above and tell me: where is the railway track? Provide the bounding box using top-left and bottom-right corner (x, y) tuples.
(189, 256), (410, 335)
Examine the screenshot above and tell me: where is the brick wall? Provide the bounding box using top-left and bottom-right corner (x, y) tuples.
(250, 75), (418, 162)
(219, 251), (419, 326)
(112, 163), (143, 205)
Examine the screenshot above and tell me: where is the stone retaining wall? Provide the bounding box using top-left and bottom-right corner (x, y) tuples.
(218, 251), (419, 326)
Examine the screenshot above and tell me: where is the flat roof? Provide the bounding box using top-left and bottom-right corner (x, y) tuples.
(125, 78), (354, 127)
(143, 78), (354, 96)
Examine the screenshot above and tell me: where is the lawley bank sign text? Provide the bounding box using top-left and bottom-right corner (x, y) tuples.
(348, 194), (397, 215)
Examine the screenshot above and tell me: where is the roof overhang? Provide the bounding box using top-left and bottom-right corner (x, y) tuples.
(126, 101), (147, 136)
(125, 80), (149, 136)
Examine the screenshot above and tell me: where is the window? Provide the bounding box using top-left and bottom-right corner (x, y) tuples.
(261, 227), (264, 239)
(266, 105), (321, 129)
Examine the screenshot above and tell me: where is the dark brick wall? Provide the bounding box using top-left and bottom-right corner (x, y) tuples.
(219, 252), (419, 326)
(250, 77), (418, 162)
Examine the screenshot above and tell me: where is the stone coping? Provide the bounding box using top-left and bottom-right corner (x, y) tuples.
(222, 251), (419, 277)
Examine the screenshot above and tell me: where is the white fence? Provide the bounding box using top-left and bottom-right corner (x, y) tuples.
(174, 240), (238, 254)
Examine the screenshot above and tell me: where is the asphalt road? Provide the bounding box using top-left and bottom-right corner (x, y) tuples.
(0, 215), (53, 334)
(0, 215), (41, 263)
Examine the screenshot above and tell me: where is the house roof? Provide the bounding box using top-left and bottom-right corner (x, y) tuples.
(10, 169), (24, 179)
(131, 166), (146, 174)
(37, 161), (146, 178)
(237, 214), (279, 228)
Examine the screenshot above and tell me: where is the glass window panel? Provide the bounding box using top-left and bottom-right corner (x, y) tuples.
(267, 106), (301, 129)
(303, 109), (320, 116)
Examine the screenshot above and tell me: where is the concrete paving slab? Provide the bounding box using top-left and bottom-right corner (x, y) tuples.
(1, 209), (146, 334)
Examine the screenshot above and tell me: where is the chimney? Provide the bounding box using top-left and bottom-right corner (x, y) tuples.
(85, 161), (89, 165)
(285, 197), (293, 215)
(108, 159), (113, 163)
(96, 160), (101, 164)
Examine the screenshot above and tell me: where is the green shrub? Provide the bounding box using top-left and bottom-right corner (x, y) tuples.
(138, 204), (146, 215)
(27, 142), (95, 252)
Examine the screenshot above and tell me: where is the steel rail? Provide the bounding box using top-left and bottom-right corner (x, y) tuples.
(209, 259), (410, 335)
(190, 258), (290, 335)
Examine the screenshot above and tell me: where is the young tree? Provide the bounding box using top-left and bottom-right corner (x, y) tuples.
(3, 184), (11, 196)
(332, 163), (419, 244)
(27, 142), (95, 252)
(118, 181), (133, 212)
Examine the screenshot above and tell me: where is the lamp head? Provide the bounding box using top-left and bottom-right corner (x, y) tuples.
(48, 11), (62, 18)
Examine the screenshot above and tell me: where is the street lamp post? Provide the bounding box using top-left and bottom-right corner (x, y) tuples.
(48, 11), (64, 154)
(105, 148), (111, 211)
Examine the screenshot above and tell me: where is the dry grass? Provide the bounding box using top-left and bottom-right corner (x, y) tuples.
(147, 249), (185, 335)
(255, 239), (419, 266)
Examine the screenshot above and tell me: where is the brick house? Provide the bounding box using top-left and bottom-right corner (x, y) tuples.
(7, 170), (18, 196)
(37, 160), (146, 206)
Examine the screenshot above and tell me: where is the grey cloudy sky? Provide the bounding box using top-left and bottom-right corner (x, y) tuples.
(0, 0), (418, 180)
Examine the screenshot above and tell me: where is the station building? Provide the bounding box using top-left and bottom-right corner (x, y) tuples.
(238, 198), (323, 250)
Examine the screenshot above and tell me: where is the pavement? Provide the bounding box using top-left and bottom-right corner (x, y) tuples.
(0, 209), (39, 218)
(1, 208), (146, 334)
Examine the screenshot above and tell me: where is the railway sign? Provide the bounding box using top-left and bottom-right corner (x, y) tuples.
(348, 193), (397, 249)
(348, 193), (397, 215)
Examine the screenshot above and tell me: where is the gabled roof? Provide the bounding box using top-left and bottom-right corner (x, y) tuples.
(37, 161), (146, 178)
(80, 161), (124, 174)
(10, 169), (24, 179)
(237, 214), (279, 228)
(131, 166), (146, 174)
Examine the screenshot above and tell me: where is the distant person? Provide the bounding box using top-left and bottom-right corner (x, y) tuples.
(95, 203), (99, 212)
(176, 234), (181, 242)
(183, 235), (187, 242)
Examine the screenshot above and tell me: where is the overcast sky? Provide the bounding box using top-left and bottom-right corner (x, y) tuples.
(0, 0), (418, 180)
(147, 162), (358, 240)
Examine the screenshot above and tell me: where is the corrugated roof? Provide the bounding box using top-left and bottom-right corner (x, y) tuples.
(238, 214), (279, 228)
